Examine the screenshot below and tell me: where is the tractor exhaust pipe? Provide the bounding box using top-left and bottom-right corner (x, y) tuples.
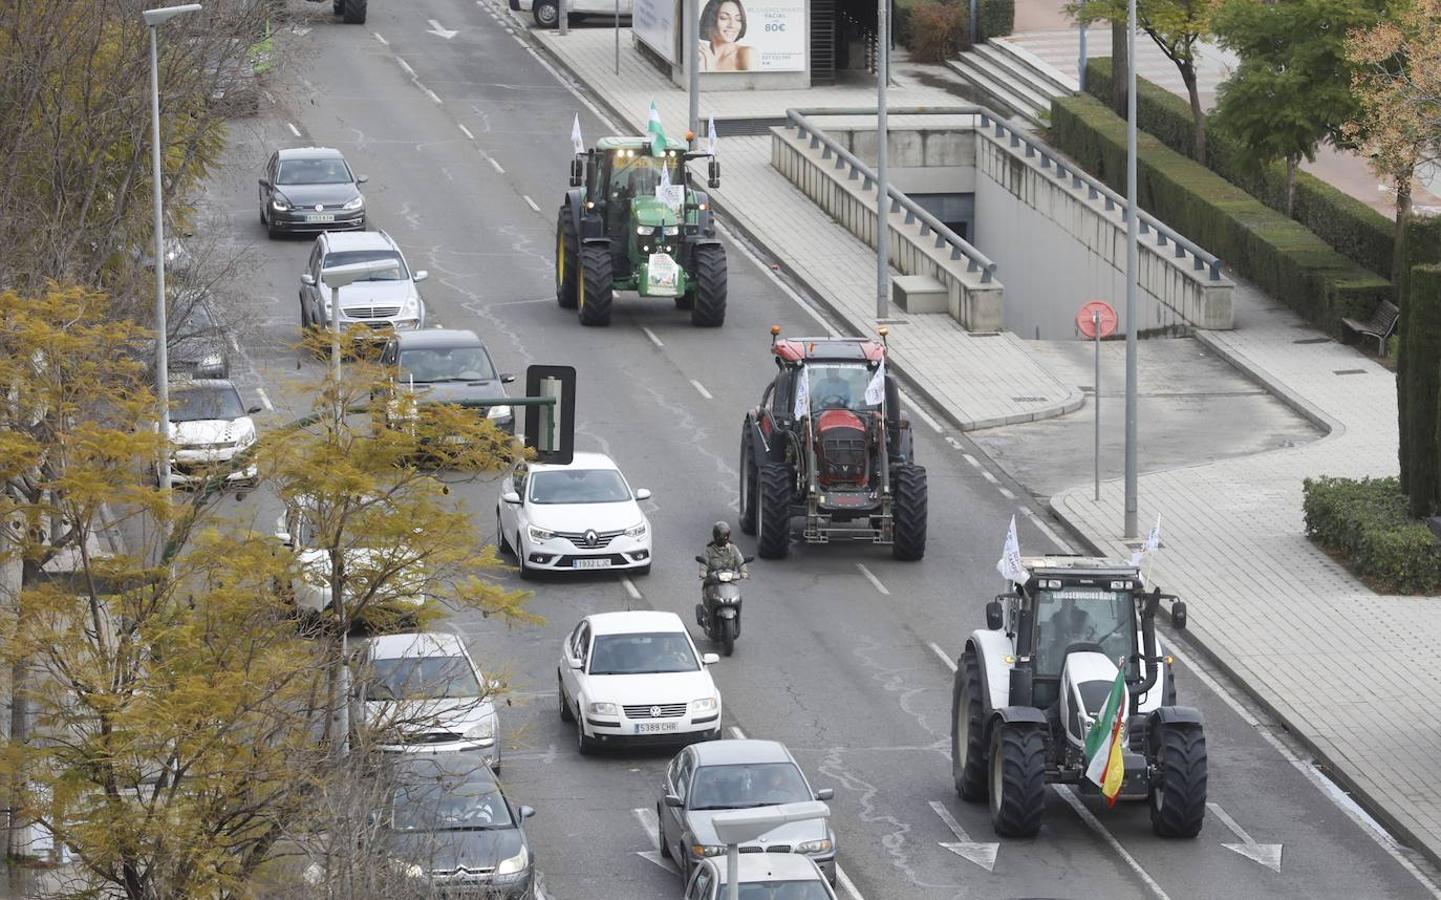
(1129, 587), (1163, 713)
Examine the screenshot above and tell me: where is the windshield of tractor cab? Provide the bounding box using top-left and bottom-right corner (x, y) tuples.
(1034, 588), (1135, 676)
(606, 151), (682, 198)
(802, 363), (880, 415)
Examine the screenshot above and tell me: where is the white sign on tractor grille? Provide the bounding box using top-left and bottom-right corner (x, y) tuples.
(647, 253), (680, 296)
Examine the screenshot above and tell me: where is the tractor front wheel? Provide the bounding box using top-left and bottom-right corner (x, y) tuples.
(989, 721), (1046, 837)
(756, 463), (792, 559)
(556, 210), (579, 309)
(1149, 721), (1207, 838)
(690, 244), (727, 327)
(952, 648), (988, 801)
(578, 243), (613, 327)
(891, 464), (928, 560)
(738, 438), (758, 535)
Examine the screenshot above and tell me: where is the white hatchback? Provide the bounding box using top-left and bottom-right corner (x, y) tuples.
(558, 611), (722, 754)
(497, 451), (653, 576)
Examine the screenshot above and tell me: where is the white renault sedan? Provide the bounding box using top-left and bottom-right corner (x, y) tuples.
(497, 452), (653, 577)
(558, 611), (721, 755)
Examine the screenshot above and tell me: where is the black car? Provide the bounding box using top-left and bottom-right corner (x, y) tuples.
(259, 146), (367, 238)
(382, 754), (537, 899)
(168, 289), (229, 380)
(379, 329), (516, 434)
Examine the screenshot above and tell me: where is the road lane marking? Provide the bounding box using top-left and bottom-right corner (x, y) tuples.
(642, 327), (664, 348)
(961, 453), (980, 468)
(489, 157), (506, 174)
(620, 575), (642, 602)
(730, 726), (746, 739)
(928, 800), (1000, 872)
(835, 866), (866, 900)
(256, 387), (274, 411)
(1018, 505), (1071, 553)
(458, 123), (475, 140)
(856, 563), (890, 596)
(929, 641), (956, 672)
(633, 807), (678, 873)
(1209, 802), (1283, 873)
(286, 122), (301, 137)
(396, 56), (416, 77)
(523, 195), (542, 213)
(1056, 786), (1172, 899)
(998, 486), (1016, 500)
(690, 379), (712, 400)
(980, 469), (998, 484)
(422, 85), (442, 104)
(372, 31), (388, 44)
(900, 394), (943, 433)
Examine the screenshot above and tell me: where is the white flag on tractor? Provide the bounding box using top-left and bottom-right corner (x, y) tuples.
(707, 116), (719, 155)
(996, 515), (1028, 584)
(1129, 514), (1162, 569)
(793, 368), (811, 419)
(863, 359), (886, 406)
(571, 114), (585, 155)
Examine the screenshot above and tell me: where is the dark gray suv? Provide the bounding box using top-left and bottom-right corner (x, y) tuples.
(259, 147), (367, 238)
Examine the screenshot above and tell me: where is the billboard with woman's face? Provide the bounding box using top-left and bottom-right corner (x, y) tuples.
(698, 0), (806, 72)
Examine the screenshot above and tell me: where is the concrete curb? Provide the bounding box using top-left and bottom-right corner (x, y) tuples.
(1045, 489), (1441, 872)
(1192, 330), (1341, 437)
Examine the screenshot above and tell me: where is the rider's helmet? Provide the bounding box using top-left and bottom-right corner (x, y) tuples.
(713, 521), (732, 545)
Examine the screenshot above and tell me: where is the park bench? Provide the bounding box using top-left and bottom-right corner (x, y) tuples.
(1341, 299), (1399, 356)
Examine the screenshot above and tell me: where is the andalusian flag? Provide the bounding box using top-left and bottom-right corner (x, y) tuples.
(647, 101), (667, 157)
(1083, 669), (1128, 807)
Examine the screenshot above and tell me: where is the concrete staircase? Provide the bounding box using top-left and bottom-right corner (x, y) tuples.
(946, 39), (1074, 126)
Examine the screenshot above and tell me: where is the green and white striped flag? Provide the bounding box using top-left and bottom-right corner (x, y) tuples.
(647, 101), (667, 157)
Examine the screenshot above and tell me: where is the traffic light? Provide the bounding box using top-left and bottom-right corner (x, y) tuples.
(523, 365), (576, 466)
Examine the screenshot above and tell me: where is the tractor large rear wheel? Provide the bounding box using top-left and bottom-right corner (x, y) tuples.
(1149, 721), (1207, 838)
(738, 437), (758, 536)
(690, 244), (727, 327)
(556, 210), (579, 310)
(989, 721), (1045, 837)
(342, 0), (366, 23)
(756, 463), (792, 559)
(891, 464), (928, 560)
(578, 243), (613, 327)
(952, 648), (988, 801)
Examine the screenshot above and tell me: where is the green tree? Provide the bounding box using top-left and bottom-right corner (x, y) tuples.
(1211, 0), (1377, 217)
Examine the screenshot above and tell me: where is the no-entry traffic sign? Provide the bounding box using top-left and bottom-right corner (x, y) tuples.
(1077, 300), (1118, 339)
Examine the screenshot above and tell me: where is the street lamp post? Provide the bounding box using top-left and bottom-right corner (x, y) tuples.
(1123, 0), (1139, 538)
(711, 802), (832, 900)
(875, 0), (890, 319)
(143, 2), (202, 491)
(687, 0), (700, 142)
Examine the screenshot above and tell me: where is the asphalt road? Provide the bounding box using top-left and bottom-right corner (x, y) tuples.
(190, 3), (1441, 897)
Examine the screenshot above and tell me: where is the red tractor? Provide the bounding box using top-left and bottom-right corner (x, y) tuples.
(738, 327), (927, 560)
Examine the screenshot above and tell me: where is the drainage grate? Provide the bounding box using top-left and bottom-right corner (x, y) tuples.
(1293, 337), (1332, 344)
(1333, 369), (1368, 376)
(717, 117), (791, 137)
(1013, 396), (1048, 403)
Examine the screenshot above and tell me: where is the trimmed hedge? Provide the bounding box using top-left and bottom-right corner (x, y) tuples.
(1303, 476), (1441, 595)
(1050, 93), (1392, 333)
(1082, 57), (1395, 280)
(978, 0), (1013, 39)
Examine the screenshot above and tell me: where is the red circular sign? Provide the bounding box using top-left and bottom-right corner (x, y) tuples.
(1077, 300), (1118, 339)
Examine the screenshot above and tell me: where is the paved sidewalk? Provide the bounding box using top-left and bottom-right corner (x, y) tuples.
(1000, 26), (1441, 217)
(530, 24), (1081, 428)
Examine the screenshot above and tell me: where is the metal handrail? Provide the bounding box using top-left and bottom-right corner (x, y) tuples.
(783, 106), (1226, 282)
(786, 108), (998, 284)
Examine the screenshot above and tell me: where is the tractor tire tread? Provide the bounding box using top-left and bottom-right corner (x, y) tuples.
(738, 437), (758, 535)
(1150, 721), (1207, 838)
(756, 463), (792, 559)
(342, 0), (366, 23)
(556, 208), (579, 309)
(990, 723), (1046, 837)
(690, 244), (727, 327)
(891, 463), (928, 560)
(952, 649), (988, 801)
(578, 243), (613, 326)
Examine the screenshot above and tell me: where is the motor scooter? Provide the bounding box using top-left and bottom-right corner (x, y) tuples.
(693, 554), (753, 657)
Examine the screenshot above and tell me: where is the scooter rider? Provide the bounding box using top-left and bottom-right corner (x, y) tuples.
(700, 521), (748, 580)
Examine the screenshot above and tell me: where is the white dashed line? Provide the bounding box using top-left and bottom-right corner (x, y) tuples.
(961, 453), (981, 468)
(729, 726), (747, 739)
(255, 387), (274, 412)
(690, 380), (713, 400)
(944, 435), (963, 450)
(422, 86), (442, 104)
(998, 486), (1016, 500)
(980, 469), (998, 484)
(1018, 505), (1071, 553)
(835, 866), (867, 900)
(513, 33), (527, 46)
(286, 122), (301, 137)
(489, 158), (506, 174)
(523, 195), (542, 213)
(620, 576), (642, 602)
(642, 327), (664, 348)
(458, 123), (475, 140)
(856, 563), (890, 596)
(1056, 787), (1173, 899)
(929, 641), (957, 672)
(262, 89), (274, 104)
(900, 394), (943, 433)
(372, 31), (388, 44)
(396, 56), (416, 77)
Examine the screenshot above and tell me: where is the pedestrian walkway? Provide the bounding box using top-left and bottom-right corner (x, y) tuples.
(999, 23), (1441, 218)
(519, 9), (1441, 869)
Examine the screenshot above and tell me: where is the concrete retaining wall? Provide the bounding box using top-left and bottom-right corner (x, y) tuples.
(770, 126), (1004, 331)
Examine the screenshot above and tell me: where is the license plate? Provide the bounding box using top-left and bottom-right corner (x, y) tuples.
(635, 721), (679, 734)
(305, 214), (335, 223)
(573, 558), (612, 569)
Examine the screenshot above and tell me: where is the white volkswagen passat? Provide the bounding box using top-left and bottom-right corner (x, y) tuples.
(558, 611), (722, 754)
(496, 451), (653, 576)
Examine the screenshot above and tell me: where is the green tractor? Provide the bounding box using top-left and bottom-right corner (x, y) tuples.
(556, 137), (727, 327)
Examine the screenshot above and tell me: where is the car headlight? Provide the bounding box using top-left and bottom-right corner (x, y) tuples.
(235, 427), (257, 449)
(587, 701), (618, 717)
(527, 525), (554, 542)
(342, 195), (365, 211)
(691, 844), (725, 858)
(271, 198), (290, 211)
(464, 716), (496, 741)
(401, 295), (419, 316)
(796, 838), (833, 854)
(495, 844), (529, 876)
(624, 521), (647, 538)
(487, 404), (512, 420)
(662, 225), (680, 236)
(689, 697), (717, 713)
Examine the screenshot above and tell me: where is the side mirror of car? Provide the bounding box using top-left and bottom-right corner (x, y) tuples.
(707, 159), (721, 189)
(634, 488), (652, 501)
(701, 653), (720, 666)
(664, 794), (684, 809)
(357, 174), (369, 184)
(694, 555), (706, 564)
(567, 657), (583, 670)
(519, 805), (536, 819)
(247, 406), (263, 415)
(300, 274), (315, 286)
(814, 788), (834, 801)
(501, 491), (521, 505)
(414, 270), (429, 282)
(500, 373), (516, 384)
(276, 532), (293, 549)
(569, 157), (584, 187)
(985, 600), (1004, 631)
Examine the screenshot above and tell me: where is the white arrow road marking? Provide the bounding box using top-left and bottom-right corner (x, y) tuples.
(633, 807), (679, 874)
(427, 18), (459, 38)
(928, 800), (999, 872)
(1209, 802), (1283, 873)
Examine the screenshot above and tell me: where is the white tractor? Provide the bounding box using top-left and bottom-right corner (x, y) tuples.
(950, 556), (1207, 838)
